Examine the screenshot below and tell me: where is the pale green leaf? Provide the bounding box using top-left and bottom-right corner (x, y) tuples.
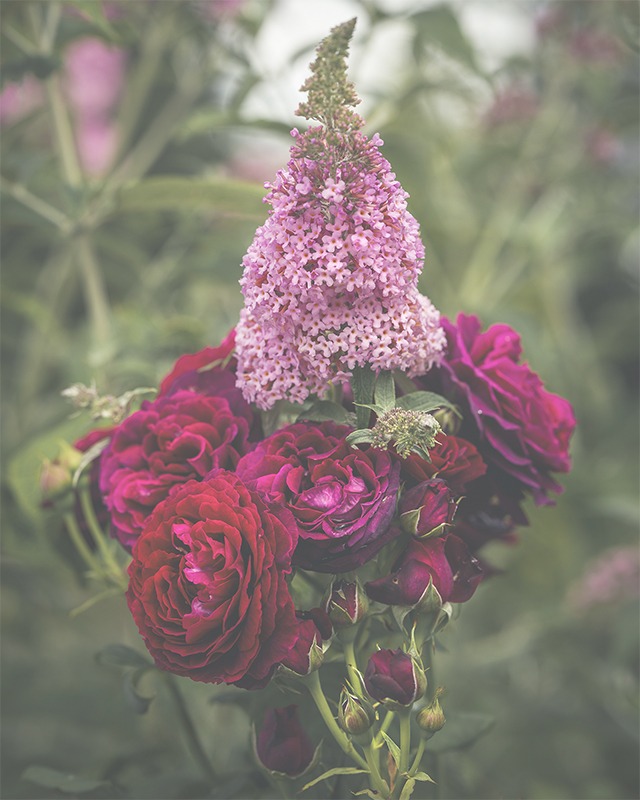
(351, 365), (376, 428)
(380, 730), (401, 766)
(115, 176), (267, 218)
(22, 766), (111, 794)
(301, 766), (368, 792)
(412, 770), (435, 783)
(298, 400), (353, 426)
(374, 371), (396, 411)
(399, 777), (416, 800)
(395, 391), (458, 414)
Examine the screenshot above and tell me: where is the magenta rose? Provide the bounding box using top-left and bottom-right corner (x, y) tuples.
(423, 314), (576, 505)
(159, 331), (260, 440)
(402, 435), (487, 494)
(255, 705), (316, 776)
(100, 390), (251, 550)
(126, 472), (305, 689)
(236, 421), (402, 573)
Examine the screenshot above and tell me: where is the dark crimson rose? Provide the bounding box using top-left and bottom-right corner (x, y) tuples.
(255, 705), (316, 776)
(324, 578), (369, 628)
(366, 537), (454, 606)
(158, 331), (260, 440)
(100, 391), (251, 550)
(364, 648), (426, 708)
(422, 314), (576, 505)
(398, 478), (457, 537)
(126, 473), (304, 689)
(402, 435), (487, 494)
(236, 421), (401, 573)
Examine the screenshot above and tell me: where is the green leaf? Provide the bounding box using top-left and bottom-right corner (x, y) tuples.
(115, 176), (267, 219)
(95, 644), (152, 669)
(395, 391), (457, 414)
(354, 402), (387, 417)
(411, 771), (435, 783)
(301, 766), (369, 792)
(380, 730), (401, 767)
(399, 777), (416, 800)
(411, 5), (481, 76)
(72, 437), (110, 488)
(353, 791), (379, 799)
(123, 667), (154, 715)
(298, 400), (353, 426)
(428, 712), (495, 753)
(345, 429), (375, 447)
(22, 766), (111, 794)
(351, 365), (376, 428)
(374, 371), (396, 412)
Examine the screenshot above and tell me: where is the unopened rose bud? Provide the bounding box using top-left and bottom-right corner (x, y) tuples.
(364, 648), (427, 710)
(39, 458), (73, 500)
(254, 705), (318, 777)
(338, 686), (375, 736)
(416, 688), (446, 739)
(324, 578), (369, 629)
(399, 478), (457, 538)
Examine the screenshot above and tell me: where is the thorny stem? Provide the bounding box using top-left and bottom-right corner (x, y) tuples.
(398, 710), (411, 776)
(342, 637), (362, 693)
(408, 738), (426, 776)
(78, 489), (126, 589)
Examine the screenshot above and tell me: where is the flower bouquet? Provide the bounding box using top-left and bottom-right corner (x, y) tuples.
(42, 19), (575, 800)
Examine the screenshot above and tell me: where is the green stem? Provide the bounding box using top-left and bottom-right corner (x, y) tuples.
(164, 675), (217, 786)
(408, 738), (426, 776)
(75, 234), (112, 346)
(78, 489), (126, 589)
(63, 512), (103, 578)
(398, 711), (411, 776)
(306, 670), (369, 771)
(373, 709), (394, 747)
(342, 638), (362, 692)
(0, 178), (70, 231)
(363, 737), (389, 798)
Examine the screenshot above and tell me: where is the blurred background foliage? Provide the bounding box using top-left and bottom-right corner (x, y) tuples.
(1, 0), (638, 798)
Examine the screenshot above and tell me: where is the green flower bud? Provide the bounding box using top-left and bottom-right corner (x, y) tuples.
(416, 688), (446, 739)
(338, 686), (376, 736)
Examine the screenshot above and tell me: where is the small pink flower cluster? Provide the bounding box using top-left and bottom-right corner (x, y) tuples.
(236, 127), (445, 409)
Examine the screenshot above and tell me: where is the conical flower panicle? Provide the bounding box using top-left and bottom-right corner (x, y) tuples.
(235, 20), (445, 410)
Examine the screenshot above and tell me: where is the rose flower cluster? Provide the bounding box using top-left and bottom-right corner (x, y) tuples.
(45, 19), (576, 789)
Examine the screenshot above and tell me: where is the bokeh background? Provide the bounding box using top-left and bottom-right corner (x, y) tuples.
(1, 1), (638, 798)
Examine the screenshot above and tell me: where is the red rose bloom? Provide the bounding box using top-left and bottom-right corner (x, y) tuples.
(236, 421), (401, 573)
(126, 473), (303, 689)
(424, 314), (576, 505)
(402, 435), (487, 494)
(100, 390), (251, 550)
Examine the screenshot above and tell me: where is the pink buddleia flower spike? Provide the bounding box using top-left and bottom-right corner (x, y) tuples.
(235, 19), (445, 409)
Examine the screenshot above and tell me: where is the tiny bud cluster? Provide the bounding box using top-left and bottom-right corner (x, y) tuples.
(370, 407), (442, 459)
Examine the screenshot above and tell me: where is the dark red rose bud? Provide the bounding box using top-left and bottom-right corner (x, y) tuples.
(399, 479), (457, 538)
(366, 537), (454, 606)
(324, 578), (369, 628)
(364, 648), (426, 709)
(280, 607), (332, 677)
(255, 705), (316, 777)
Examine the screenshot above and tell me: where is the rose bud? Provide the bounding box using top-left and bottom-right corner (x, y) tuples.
(338, 686), (376, 736)
(280, 608), (333, 678)
(416, 687), (446, 739)
(366, 537), (454, 607)
(399, 478), (457, 538)
(39, 442), (83, 501)
(254, 705), (317, 777)
(324, 578), (369, 629)
(364, 648), (427, 709)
